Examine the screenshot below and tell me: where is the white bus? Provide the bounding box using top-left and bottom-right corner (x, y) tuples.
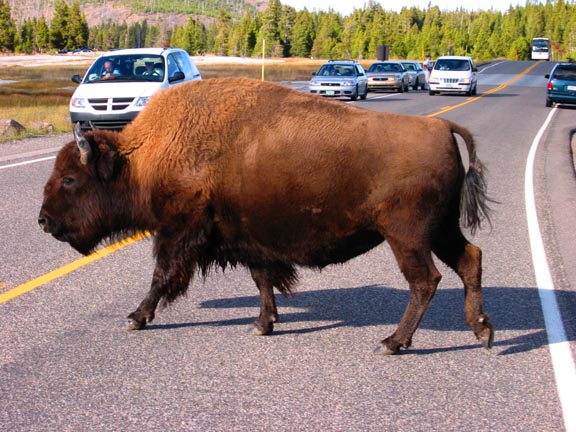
(531, 37), (551, 60)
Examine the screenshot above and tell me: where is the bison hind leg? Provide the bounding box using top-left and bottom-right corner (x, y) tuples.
(432, 221), (494, 350)
(247, 263), (298, 336)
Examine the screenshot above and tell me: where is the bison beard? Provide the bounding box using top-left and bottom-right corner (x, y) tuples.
(38, 77), (495, 355)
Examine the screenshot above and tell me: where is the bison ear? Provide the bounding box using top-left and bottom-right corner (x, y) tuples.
(96, 146), (120, 182)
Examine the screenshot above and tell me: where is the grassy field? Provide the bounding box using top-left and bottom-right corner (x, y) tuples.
(0, 58), (345, 142)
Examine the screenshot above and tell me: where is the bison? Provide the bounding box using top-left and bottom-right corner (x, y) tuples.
(39, 77), (494, 354)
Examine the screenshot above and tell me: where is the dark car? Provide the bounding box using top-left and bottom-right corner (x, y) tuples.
(545, 62), (576, 107)
(400, 61), (427, 90)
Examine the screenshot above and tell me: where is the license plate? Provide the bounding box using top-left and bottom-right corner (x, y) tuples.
(326, 90), (335, 95)
(567, 85), (576, 91)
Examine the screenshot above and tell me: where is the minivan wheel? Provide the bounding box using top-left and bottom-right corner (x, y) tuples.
(546, 98), (553, 107)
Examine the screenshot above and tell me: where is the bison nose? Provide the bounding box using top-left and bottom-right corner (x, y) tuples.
(38, 212), (49, 231)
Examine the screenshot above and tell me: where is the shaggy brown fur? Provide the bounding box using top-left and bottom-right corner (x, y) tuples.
(39, 77), (494, 354)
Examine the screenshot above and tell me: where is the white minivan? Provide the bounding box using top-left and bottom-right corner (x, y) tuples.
(70, 47), (202, 131)
(428, 56), (477, 96)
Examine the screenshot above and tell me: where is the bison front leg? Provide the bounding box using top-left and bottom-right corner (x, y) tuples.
(247, 264), (297, 336)
(127, 234), (194, 330)
(248, 267), (279, 336)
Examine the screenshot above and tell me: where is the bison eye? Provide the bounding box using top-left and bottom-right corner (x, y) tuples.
(61, 176), (75, 187)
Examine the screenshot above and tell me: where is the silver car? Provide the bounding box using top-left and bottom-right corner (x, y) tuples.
(309, 60), (368, 101)
(400, 61), (427, 90)
(366, 61), (410, 92)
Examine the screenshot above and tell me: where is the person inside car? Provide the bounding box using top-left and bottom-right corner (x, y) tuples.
(101, 60), (120, 79)
(142, 61), (160, 77)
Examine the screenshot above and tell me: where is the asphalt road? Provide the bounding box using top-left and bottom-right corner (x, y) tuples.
(1, 60), (575, 431)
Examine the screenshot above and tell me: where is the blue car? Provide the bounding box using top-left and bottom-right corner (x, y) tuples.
(545, 62), (576, 107)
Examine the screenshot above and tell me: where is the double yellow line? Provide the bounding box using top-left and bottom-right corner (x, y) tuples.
(0, 61), (543, 305)
(427, 60), (541, 117)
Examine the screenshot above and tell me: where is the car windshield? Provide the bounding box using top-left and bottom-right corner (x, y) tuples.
(434, 59), (471, 71)
(402, 63), (416, 71)
(368, 63), (403, 73)
(317, 64), (356, 77)
(553, 66), (576, 81)
(84, 55), (166, 83)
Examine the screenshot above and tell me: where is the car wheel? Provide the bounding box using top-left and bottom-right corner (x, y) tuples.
(350, 85), (358, 101)
(413, 78), (419, 90)
(360, 84), (367, 100)
(546, 98), (553, 107)
(398, 84), (404, 93)
(404, 81), (409, 92)
(429, 90), (436, 96)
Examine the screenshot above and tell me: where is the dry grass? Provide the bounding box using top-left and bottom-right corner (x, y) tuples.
(0, 58), (372, 142)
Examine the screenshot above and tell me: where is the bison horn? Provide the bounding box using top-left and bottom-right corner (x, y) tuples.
(73, 123), (93, 165)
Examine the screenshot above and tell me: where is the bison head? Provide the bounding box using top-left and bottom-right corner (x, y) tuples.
(38, 124), (126, 255)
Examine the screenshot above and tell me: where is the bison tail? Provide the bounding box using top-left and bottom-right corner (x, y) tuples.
(449, 121), (495, 235)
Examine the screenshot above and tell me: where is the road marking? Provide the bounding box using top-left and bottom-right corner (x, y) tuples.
(0, 146), (63, 163)
(427, 60), (541, 117)
(0, 155), (55, 170)
(0, 232), (149, 305)
(525, 106), (576, 432)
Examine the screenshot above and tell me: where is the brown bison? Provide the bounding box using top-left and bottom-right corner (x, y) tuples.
(39, 77), (494, 354)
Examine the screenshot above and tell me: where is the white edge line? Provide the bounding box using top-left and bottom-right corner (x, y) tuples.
(525, 105), (576, 432)
(0, 155), (55, 170)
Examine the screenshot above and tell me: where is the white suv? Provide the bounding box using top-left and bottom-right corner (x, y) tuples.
(428, 56), (477, 96)
(70, 47), (202, 131)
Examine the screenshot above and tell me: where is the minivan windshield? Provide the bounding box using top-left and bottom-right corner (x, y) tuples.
(434, 59), (471, 71)
(84, 55), (166, 83)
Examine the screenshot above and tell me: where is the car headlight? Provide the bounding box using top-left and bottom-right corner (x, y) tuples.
(70, 98), (88, 108)
(135, 96), (151, 107)
(460, 78), (472, 84)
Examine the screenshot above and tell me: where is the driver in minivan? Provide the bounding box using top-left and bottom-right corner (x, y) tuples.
(101, 60), (120, 79)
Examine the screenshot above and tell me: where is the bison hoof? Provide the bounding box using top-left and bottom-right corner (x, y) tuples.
(373, 344), (400, 355)
(126, 314), (147, 331)
(479, 327), (495, 350)
(246, 322), (273, 336)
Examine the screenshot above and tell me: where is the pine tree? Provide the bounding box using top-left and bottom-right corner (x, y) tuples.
(67, 1), (89, 49)
(50, 0), (69, 50)
(0, 0), (16, 52)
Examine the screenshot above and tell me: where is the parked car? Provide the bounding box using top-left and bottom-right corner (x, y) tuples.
(545, 62), (576, 107)
(400, 60), (427, 90)
(428, 55), (477, 96)
(309, 60), (368, 101)
(366, 61), (410, 92)
(70, 47), (202, 131)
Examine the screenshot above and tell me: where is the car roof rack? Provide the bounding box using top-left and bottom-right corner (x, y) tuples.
(328, 59), (359, 63)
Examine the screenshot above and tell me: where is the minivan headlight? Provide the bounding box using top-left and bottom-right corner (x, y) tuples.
(70, 98), (88, 108)
(460, 78), (472, 84)
(135, 96), (151, 107)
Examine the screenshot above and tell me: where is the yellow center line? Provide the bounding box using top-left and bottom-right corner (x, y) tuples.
(0, 232), (149, 305)
(427, 60), (541, 117)
(2, 61), (542, 305)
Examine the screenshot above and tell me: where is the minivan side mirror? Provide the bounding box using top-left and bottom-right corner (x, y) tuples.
(545, 74), (550, 79)
(168, 71), (185, 83)
(71, 74), (82, 84)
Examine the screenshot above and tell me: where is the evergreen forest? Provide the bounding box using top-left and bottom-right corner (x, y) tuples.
(0, 0), (575, 61)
